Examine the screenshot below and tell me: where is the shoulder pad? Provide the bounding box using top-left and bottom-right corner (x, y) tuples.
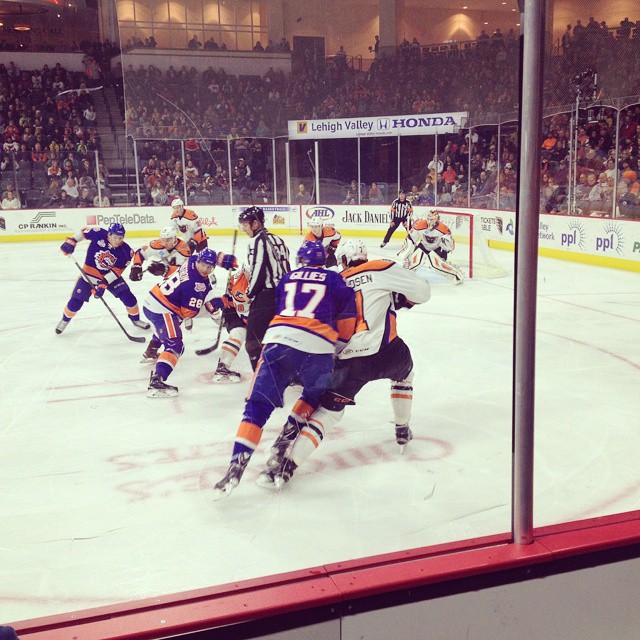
(435, 222), (451, 234)
(150, 239), (164, 249)
(184, 210), (198, 220)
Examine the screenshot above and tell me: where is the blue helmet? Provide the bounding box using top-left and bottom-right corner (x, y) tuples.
(196, 247), (217, 266)
(107, 222), (125, 236)
(297, 241), (326, 267)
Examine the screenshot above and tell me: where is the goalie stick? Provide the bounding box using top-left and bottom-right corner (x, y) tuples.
(68, 255), (146, 344)
(195, 229), (238, 356)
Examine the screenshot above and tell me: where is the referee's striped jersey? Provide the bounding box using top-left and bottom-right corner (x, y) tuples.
(246, 229), (291, 299)
(390, 197), (413, 221)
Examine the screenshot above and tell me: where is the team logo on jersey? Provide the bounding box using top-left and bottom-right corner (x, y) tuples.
(194, 282), (206, 292)
(297, 121), (308, 134)
(94, 250), (118, 270)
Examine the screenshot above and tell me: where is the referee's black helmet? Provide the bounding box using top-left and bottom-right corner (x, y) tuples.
(238, 206), (265, 225)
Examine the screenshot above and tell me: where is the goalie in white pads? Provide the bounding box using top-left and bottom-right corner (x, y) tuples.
(399, 210), (464, 284)
(258, 239), (431, 489)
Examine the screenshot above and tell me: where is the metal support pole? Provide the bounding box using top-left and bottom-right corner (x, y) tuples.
(434, 130), (439, 208)
(397, 133), (401, 194)
(512, 0), (546, 545)
(467, 128), (472, 208)
(180, 140), (188, 206)
(285, 141), (291, 205)
(94, 149), (102, 206)
(497, 123), (502, 209)
(612, 107), (621, 218)
(272, 138), (278, 205)
(357, 137), (361, 204)
(227, 138), (233, 205)
(567, 112), (574, 213)
(132, 138), (141, 207)
(314, 140), (320, 205)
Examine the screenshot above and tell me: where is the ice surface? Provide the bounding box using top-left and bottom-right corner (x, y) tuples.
(0, 234), (638, 622)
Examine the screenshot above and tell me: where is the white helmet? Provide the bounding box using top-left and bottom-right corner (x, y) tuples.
(171, 197), (184, 208)
(160, 226), (177, 239)
(309, 215), (324, 228)
(336, 239), (368, 268)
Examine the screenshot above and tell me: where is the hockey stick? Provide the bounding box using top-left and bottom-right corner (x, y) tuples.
(68, 256), (146, 343)
(195, 229), (238, 356)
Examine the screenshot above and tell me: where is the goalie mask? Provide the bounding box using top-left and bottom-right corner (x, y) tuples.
(426, 211), (440, 229)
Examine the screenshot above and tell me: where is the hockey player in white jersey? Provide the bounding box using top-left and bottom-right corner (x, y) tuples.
(170, 198), (208, 253)
(258, 239), (431, 489)
(130, 226), (191, 282)
(399, 210), (464, 284)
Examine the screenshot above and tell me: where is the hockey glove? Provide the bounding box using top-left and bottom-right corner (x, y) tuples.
(129, 264), (143, 281)
(187, 239), (198, 253)
(205, 295), (233, 314)
(216, 252), (237, 270)
(147, 261), (168, 277)
(93, 282), (108, 299)
(61, 238), (77, 255)
(393, 292), (415, 310)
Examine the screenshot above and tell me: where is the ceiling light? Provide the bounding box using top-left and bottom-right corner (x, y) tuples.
(15, 25), (31, 31)
(516, 23), (520, 26)
(463, 5), (468, 9)
(512, 7), (516, 10)
(483, 21), (488, 25)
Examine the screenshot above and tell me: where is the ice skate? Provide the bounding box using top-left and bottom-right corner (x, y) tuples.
(55, 319), (69, 335)
(266, 421), (300, 469)
(147, 372), (178, 398)
(257, 458), (297, 489)
(212, 362), (242, 383)
(140, 344), (159, 363)
(184, 318), (193, 331)
(395, 424), (413, 454)
(380, 241), (387, 248)
(131, 318), (151, 330)
(212, 452), (251, 500)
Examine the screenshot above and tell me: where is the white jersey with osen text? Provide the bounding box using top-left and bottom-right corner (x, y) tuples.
(339, 259), (430, 360)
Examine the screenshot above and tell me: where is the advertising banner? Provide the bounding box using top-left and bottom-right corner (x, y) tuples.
(288, 112), (468, 140)
(0, 205), (301, 241)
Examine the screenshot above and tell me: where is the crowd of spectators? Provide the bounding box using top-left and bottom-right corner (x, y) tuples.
(0, 60), (111, 210)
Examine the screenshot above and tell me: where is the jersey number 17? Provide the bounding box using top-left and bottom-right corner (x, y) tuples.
(280, 282), (326, 319)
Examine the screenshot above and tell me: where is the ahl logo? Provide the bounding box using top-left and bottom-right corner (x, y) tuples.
(31, 212), (56, 224)
(561, 220), (587, 250)
(194, 282), (206, 292)
(297, 121), (308, 134)
(94, 250), (117, 270)
(305, 206), (335, 220)
(595, 223), (624, 255)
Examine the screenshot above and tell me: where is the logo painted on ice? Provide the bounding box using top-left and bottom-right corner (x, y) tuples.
(561, 220), (587, 250)
(94, 250), (117, 270)
(305, 206), (335, 220)
(595, 224), (624, 255)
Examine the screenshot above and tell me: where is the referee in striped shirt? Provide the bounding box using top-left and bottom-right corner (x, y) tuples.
(380, 190), (413, 248)
(239, 206), (291, 370)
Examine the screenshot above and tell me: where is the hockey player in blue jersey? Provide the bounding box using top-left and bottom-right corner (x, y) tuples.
(212, 241), (357, 499)
(143, 247), (236, 397)
(56, 223), (150, 335)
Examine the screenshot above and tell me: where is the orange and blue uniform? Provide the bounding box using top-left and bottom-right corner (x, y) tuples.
(228, 265), (356, 463)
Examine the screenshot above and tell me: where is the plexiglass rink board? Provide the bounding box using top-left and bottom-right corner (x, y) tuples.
(0, 235), (638, 623)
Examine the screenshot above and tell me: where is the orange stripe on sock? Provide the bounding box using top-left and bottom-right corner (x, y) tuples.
(159, 351), (179, 368)
(391, 393), (413, 400)
(237, 421), (263, 446)
(221, 345), (238, 356)
(301, 430), (319, 449)
(63, 306), (76, 319)
(127, 305), (140, 315)
(292, 399), (315, 420)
